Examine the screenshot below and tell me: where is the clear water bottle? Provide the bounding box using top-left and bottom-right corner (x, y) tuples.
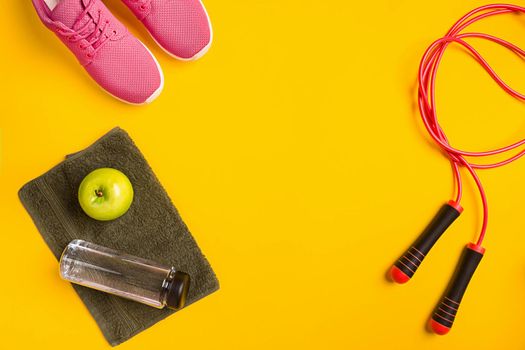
(59, 239), (190, 310)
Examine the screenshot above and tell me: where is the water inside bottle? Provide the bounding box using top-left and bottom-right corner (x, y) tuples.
(60, 240), (172, 308)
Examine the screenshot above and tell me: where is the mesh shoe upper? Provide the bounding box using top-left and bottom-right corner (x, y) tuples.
(122, 0), (212, 60)
(32, 0), (163, 104)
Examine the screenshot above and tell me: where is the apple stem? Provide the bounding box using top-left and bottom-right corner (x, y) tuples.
(95, 190), (104, 198)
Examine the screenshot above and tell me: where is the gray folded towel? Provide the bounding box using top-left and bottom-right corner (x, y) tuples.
(18, 127), (219, 346)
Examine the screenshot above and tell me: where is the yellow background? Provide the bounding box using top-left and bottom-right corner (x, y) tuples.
(2, 0), (525, 348)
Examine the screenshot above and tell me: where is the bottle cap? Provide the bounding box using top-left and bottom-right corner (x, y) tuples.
(166, 271), (190, 310)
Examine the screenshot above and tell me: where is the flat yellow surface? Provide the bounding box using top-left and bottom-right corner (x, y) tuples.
(2, 0), (525, 349)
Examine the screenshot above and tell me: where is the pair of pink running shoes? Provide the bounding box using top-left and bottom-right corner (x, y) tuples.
(32, 0), (212, 104)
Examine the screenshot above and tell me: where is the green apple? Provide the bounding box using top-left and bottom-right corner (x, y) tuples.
(78, 168), (134, 221)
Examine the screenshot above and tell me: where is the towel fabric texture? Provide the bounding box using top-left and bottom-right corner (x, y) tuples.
(19, 127), (219, 346)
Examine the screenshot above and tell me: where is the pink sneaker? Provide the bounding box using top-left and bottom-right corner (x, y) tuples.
(32, 0), (164, 104)
(122, 0), (212, 60)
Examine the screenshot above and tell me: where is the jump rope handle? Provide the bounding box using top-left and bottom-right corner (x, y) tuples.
(390, 201), (462, 283)
(430, 244), (484, 335)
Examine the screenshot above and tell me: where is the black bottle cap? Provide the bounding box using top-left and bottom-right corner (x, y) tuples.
(166, 271), (190, 310)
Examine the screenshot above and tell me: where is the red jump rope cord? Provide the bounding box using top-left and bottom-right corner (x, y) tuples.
(418, 4), (525, 248)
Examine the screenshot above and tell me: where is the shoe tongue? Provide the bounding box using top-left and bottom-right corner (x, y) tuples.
(49, 0), (86, 28)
